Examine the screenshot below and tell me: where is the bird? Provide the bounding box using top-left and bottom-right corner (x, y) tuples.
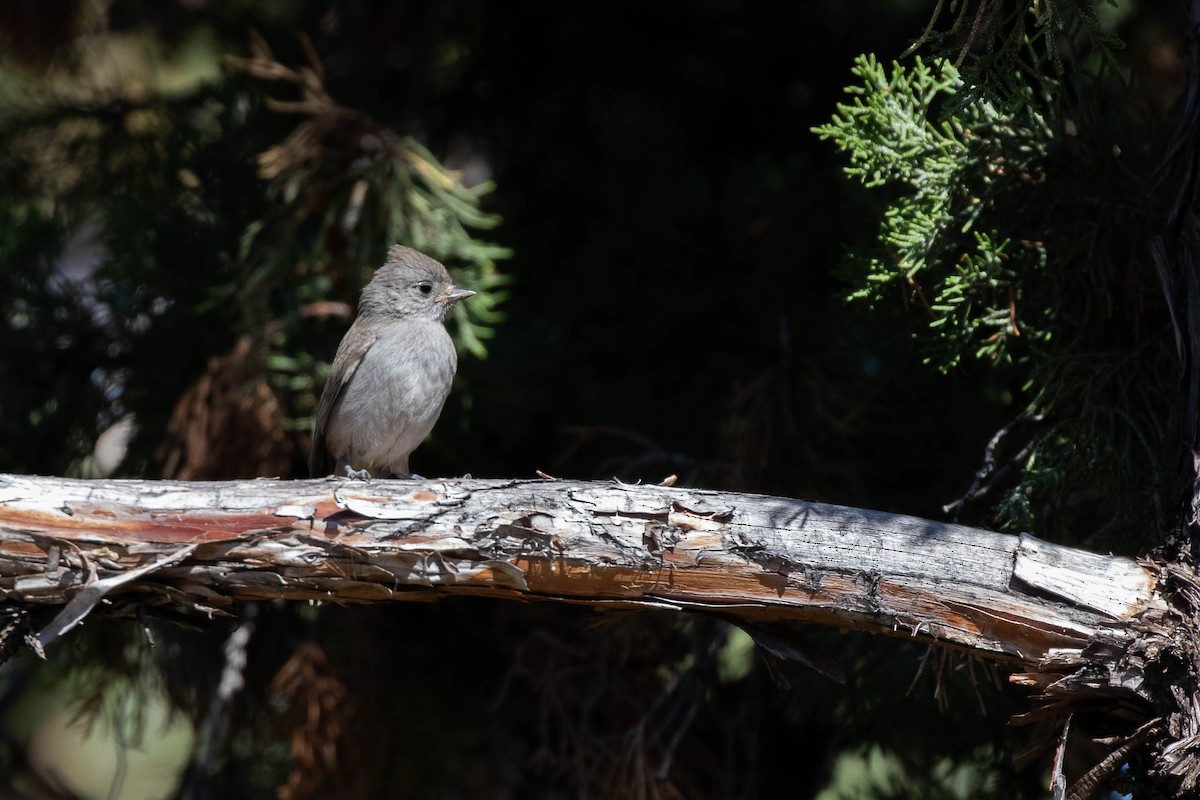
(309, 245), (475, 479)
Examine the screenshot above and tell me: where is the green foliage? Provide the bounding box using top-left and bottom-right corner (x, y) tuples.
(814, 55), (1052, 372)
(816, 46), (1170, 544)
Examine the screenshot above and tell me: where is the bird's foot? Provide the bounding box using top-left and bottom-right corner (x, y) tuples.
(338, 458), (373, 481)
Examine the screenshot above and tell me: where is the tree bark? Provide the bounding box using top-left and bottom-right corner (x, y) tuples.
(0, 472), (1159, 660)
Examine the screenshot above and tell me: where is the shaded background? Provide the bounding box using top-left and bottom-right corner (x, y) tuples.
(0, 1), (1184, 798)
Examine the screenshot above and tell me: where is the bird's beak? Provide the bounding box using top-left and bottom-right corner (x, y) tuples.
(440, 287), (476, 305)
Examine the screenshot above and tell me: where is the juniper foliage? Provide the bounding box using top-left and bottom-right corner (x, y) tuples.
(815, 11), (1171, 545)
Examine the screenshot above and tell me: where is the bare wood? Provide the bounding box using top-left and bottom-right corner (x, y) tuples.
(0, 473), (1162, 667)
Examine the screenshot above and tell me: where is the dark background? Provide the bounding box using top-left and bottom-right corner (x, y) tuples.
(321, 0), (1010, 517)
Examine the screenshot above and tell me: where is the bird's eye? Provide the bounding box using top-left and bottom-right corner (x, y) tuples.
(418, 283), (433, 296)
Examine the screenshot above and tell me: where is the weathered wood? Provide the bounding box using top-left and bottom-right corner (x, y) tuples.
(0, 473), (1162, 667)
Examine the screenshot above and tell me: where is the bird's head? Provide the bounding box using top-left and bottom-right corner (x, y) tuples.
(359, 245), (475, 322)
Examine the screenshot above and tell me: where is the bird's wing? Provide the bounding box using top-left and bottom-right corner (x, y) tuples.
(308, 324), (378, 477)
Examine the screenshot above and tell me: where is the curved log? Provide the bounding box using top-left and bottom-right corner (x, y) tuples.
(0, 473), (1160, 666)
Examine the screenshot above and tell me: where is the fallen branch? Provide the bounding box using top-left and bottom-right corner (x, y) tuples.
(0, 473), (1160, 663)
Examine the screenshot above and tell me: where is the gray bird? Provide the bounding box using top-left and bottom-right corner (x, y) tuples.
(309, 246), (475, 479)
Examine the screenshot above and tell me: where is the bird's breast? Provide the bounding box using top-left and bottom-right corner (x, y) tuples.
(325, 319), (457, 465)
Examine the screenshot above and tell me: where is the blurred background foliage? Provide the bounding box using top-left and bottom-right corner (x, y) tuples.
(0, 0), (1187, 798)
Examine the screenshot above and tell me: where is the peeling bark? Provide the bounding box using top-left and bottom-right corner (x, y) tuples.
(0, 473), (1160, 662)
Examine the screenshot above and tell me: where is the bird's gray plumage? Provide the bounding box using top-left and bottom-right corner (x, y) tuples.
(309, 246), (474, 478)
